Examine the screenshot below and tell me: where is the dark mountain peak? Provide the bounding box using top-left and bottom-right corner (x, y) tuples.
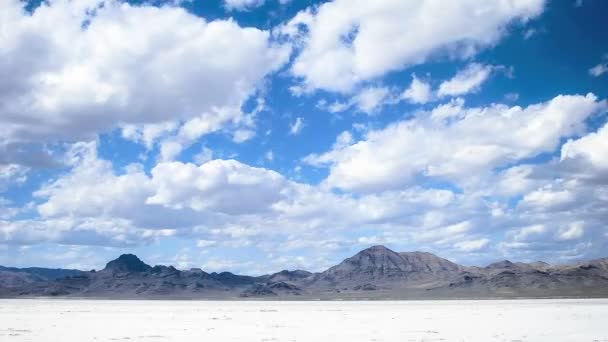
(104, 254), (151, 273)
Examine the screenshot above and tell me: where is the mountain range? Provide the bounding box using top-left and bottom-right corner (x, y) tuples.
(2, 245), (607, 299)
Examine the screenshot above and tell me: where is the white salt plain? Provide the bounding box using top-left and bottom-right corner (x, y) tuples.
(1, 299), (607, 341)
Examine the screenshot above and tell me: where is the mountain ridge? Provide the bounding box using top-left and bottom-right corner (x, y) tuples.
(2, 245), (607, 299)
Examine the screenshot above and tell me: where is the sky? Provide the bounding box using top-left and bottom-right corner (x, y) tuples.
(0, 0), (607, 274)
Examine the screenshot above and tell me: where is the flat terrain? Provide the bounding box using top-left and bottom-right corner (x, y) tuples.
(1, 299), (607, 341)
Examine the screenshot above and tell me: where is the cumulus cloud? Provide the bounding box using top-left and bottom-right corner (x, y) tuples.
(557, 221), (584, 241)
(148, 159), (286, 214)
(437, 63), (495, 97)
(0, 0), (289, 163)
(454, 238), (490, 252)
(519, 185), (576, 211)
(352, 86), (393, 114)
(402, 75), (433, 104)
(224, 0), (265, 11)
(306, 93), (605, 192)
(281, 0), (544, 92)
(1, 141), (481, 263)
(561, 122), (608, 170)
(3, 126), (608, 268)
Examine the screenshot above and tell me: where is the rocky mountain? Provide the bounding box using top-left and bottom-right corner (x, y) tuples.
(1, 246), (607, 299)
(103, 254), (152, 273)
(306, 246), (463, 292)
(440, 256), (608, 297)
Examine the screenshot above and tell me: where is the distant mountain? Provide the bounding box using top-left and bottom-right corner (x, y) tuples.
(1, 247), (607, 299)
(0, 270), (44, 288)
(0, 265), (86, 280)
(441, 256), (608, 297)
(310, 246), (463, 290)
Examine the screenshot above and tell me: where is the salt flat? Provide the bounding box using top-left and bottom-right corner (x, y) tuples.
(1, 299), (607, 341)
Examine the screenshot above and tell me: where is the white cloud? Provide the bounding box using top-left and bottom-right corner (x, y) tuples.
(315, 100), (352, 114)
(316, 63), (502, 114)
(589, 55), (608, 77)
(289, 117), (305, 135)
(437, 63), (495, 97)
(513, 224), (547, 242)
(429, 97), (466, 122)
(316, 86), (394, 115)
(557, 221), (584, 241)
(194, 147), (214, 165)
(1, 211), (176, 247)
(402, 75), (432, 104)
(153, 100), (260, 161)
(224, 0), (265, 11)
(35, 142), (155, 220)
(281, 0), (544, 92)
(589, 63), (608, 77)
(159, 141), (184, 162)
(353, 86), (392, 114)
(0, 0), (289, 154)
(306, 93), (605, 192)
(121, 122), (178, 150)
(561, 122), (608, 169)
(196, 239), (218, 248)
(1, 141), (465, 256)
(3, 133), (608, 268)
(519, 185), (575, 211)
(0, 197), (23, 220)
(493, 165), (538, 196)
(232, 129), (257, 143)
(147, 159), (285, 214)
(454, 238), (490, 252)
(0, 164), (28, 190)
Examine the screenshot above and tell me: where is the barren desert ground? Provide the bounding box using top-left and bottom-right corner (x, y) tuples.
(1, 298), (607, 341)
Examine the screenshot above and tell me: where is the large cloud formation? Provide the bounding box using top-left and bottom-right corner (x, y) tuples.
(0, 0), (289, 155)
(305, 94), (605, 192)
(282, 0), (544, 92)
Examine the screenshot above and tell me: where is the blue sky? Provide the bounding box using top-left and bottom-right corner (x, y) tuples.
(0, 0), (607, 273)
